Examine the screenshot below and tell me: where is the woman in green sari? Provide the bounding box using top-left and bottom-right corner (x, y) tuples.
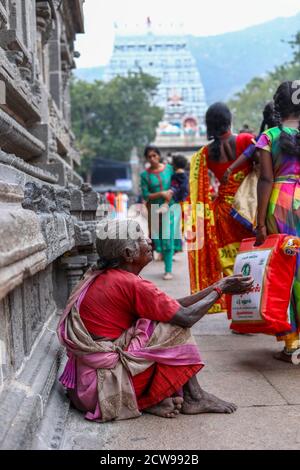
(140, 145), (181, 280)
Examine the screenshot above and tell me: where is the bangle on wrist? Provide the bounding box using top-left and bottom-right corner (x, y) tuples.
(213, 287), (223, 298)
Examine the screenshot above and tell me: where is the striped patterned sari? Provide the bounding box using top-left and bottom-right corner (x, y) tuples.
(256, 127), (300, 341)
(187, 134), (254, 312)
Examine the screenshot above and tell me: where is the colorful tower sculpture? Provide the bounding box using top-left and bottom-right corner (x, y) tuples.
(104, 20), (207, 137)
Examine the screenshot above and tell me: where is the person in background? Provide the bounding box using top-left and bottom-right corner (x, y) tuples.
(156, 154), (189, 254)
(255, 81), (300, 362)
(105, 190), (116, 219)
(122, 192), (129, 219)
(157, 155), (189, 214)
(115, 192), (129, 220)
(222, 101), (276, 185)
(239, 124), (253, 134)
(220, 102), (276, 234)
(188, 103), (254, 311)
(140, 145), (180, 281)
(106, 190), (115, 208)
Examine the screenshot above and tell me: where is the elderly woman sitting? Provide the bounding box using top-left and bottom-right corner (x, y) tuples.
(58, 219), (253, 422)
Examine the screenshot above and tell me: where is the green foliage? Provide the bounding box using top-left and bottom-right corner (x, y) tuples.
(189, 13), (300, 104)
(289, 31), (300, 64)
(228, 32), (300, 133)
(70, 72), (163, 176)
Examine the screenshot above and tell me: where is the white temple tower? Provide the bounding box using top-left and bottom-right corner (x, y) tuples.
(104, 20), (208, 140)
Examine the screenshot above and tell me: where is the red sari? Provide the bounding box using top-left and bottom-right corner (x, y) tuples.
(187, 133), (254, 312)
(78, 269), (202, 411)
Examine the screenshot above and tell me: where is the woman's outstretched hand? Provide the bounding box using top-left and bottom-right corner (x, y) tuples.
(217, 275), (254, 295)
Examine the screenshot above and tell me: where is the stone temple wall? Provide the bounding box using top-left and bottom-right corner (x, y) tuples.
(0, 0), (99, 449)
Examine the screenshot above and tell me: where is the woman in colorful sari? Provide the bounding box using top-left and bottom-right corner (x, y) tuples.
(255, 81), (300, 362)
(140, 145), (181, 281)
(188, 103), (254, 311)
(57, 219), (253, 422)
(222, 101), (276, 186)
(221, 102), (276, 233)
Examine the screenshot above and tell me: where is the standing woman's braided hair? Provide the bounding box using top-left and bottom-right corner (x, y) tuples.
(206, 103), (233, 161)
(273, 81), (300, 158)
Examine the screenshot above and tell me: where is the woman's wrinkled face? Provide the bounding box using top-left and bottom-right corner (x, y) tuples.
(135, 237), (153, 268)
(146, 151), (160, 168)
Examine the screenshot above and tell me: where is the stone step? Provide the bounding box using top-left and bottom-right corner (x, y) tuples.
(0, 313), (63, 449)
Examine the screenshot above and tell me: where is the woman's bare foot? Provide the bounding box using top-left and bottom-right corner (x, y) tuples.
(144, 396), (183, 418)
(182, 374), (237, 415)
(182, 389), (237, 414)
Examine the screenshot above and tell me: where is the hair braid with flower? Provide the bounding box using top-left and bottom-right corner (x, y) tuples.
(206, 103), (233, 161)
(273, 81), (300, 158)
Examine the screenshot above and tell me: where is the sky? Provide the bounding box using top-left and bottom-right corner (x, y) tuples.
(75, 0), (300, 69)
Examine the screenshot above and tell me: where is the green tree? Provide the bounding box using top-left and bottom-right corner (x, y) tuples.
(289, 31), (300, 64)
(70, 72), (163, 177)
(228, 31), (300, 132)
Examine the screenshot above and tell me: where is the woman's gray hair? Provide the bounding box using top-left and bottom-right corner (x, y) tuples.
(94, 219), (144, 270)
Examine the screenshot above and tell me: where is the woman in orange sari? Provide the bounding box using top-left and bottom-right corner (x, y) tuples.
(188, 103), (254, 311)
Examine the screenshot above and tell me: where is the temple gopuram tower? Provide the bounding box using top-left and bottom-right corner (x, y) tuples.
(104, 19), (208, 158)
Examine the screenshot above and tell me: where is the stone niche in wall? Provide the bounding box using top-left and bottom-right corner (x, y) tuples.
(0, 181), (47, 301)
(0, 0), (83, 187)
(0, 179), (49, 389)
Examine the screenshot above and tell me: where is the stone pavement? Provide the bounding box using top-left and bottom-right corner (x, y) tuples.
(59, 252), (300, 451)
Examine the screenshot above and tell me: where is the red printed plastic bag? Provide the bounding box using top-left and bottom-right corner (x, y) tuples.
(228, 234), (299, 335)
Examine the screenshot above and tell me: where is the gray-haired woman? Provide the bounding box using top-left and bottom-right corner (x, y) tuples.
(58, 219), (253, 422)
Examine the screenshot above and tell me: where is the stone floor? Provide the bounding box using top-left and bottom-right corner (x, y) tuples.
(60, 251), (300, 450)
